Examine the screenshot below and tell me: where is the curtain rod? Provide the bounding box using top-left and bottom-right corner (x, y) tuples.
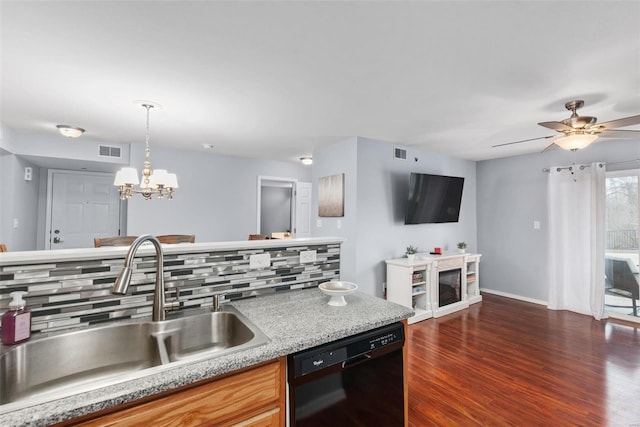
(541, 158), (640, 173)
(542, 162), (605, 173)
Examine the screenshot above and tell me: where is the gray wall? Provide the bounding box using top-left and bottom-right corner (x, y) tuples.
(260, 186), (292, 236)
(0, 152), (40, 251)
(312, 137), (359, 285)
(312, 136), (477, 296)
(126, 144), (311, 241)
(477, 139), (640, 302)
(0, 123), (311, 249)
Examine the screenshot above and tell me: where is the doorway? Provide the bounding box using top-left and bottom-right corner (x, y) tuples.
(45, 170), (123, 249)
(604, 168), (639, 321)
(256, 177), (311, 238)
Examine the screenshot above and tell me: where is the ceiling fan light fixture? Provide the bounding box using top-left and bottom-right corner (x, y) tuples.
(554, 133), (598, 151)
(56, 125), (85, 138)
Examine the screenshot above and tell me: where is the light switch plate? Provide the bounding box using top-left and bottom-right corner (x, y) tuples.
(300, 250), (317, 263)
(249, 253), (271, 269)
(533, 220), (541, 230)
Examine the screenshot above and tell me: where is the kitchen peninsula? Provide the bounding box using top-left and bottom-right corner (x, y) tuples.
(0, 238), (413, 426)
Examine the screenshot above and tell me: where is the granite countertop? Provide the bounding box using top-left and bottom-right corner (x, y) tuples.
(0, 288), (413, 426)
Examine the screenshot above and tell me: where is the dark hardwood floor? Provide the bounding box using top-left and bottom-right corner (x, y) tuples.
(407, 293), (640, 426)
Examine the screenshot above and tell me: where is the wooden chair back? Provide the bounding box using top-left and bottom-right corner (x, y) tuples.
(157, 234), (195, 244)
(94, 236), (138, 248)
(248, 234), (270, 240)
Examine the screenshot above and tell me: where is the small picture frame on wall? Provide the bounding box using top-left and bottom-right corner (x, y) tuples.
(318, 173), (344, 217)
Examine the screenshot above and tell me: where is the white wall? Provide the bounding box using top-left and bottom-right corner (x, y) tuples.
(126, 144), (311, 241)
(477, 139), (640, 302)
(312, 136), (477, 296)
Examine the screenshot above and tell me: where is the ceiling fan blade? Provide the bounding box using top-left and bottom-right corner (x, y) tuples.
(593, 115), (640, 129)
(597, 129), (640, 139)
(492, 135), (555, 148)
(541, 142), (558, 153)
(538, 121), (574, 132)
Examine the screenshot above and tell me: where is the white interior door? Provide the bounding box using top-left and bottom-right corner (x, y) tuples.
(295, 182), (312, 238)
(47, 171), (121, 249)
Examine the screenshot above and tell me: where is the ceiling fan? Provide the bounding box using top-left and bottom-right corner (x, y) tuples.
(493, 100), (640, 151)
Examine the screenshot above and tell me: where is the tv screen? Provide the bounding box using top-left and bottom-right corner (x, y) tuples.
(404, 173), (464, 224)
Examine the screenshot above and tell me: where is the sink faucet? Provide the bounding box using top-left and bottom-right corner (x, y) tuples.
(111, 234), (179, 321)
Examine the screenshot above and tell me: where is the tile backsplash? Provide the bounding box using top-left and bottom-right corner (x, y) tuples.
(0, 242), (341, 334)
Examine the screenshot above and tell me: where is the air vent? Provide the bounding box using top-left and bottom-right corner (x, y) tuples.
(394, 147), (407, 160)
(99, 145), (122, 158)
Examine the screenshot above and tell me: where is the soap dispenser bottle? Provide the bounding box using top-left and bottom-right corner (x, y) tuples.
(2, 291), (32, 345)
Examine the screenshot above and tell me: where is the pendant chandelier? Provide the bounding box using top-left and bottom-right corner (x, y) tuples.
(114, 103), (178, 200)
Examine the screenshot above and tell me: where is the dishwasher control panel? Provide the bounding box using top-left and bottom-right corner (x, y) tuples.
(300, 348), (348, 373)
(290, 322), (405, 377)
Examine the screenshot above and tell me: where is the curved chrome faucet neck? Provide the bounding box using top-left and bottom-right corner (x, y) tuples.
(111, 234), (174, 321)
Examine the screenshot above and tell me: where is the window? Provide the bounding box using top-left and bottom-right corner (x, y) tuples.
(604, 169), (639, 319)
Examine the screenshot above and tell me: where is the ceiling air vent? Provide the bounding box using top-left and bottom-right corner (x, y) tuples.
(99, 145), (122, 158)
(394, 147), (407, 160)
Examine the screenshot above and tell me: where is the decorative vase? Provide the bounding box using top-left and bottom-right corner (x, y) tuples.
(458, 248), (466, 254)
(407, 254), (415, 262)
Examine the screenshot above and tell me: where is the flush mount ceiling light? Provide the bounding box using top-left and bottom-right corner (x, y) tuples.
(300, 157), (313, 165)
(554, 133), (599, 151)
(56, 125), (85, 138)
(113, 103), (178, 200)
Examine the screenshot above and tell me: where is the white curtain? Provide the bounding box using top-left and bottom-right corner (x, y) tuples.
(548, 162), (606, 319)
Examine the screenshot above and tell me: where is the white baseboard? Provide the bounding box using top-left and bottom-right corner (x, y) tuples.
(480, 288), (548, 306)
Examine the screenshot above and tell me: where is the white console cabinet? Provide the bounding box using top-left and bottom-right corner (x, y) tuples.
(385, 259), (433, 323)
(385, 253), (482, 324)
(465, 254), (482, 304)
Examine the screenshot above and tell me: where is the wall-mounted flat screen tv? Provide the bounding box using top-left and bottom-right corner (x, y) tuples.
(405, 173), (464, 224)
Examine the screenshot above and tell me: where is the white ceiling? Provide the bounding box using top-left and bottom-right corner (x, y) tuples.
(2, 1), (639, 163)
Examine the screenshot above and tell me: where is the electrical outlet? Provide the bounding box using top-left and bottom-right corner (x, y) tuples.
(300, 250), (317, 263)
(249, 253), (271, 269)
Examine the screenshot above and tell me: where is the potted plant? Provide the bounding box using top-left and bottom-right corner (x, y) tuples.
(405, 245), (418, 262)
(457, 242), (467, 253)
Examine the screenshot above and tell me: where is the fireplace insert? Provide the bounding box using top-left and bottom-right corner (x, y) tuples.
(439, 268), (461, 307)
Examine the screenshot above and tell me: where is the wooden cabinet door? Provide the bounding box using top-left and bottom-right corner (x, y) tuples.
(71, 359), (284, 427)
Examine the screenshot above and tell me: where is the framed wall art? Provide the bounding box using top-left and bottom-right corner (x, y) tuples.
(318, 173), (344, 217)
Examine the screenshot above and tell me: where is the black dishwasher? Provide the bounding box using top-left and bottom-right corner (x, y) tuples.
(288, 322), (405, 426)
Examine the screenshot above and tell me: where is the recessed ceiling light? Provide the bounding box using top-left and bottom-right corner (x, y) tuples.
(300, 157), (313, 165)
(56, 125), (85, 138)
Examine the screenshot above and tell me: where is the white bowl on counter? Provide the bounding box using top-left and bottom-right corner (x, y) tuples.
(318, 281), (358, 306)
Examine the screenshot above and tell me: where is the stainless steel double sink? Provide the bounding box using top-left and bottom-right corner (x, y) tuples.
(0, 306), (269, 411)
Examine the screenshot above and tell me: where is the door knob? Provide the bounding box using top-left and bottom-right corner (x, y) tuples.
(53, 237), (64, 244)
